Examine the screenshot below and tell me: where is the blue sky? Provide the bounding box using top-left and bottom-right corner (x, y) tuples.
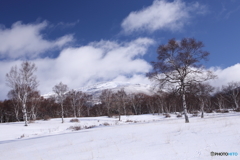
(0, 0), (240, 99)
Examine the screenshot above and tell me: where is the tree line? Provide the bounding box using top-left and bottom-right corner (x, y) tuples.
(1, 80), (240, 124)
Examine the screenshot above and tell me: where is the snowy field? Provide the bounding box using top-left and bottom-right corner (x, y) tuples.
(0, 113), (239, 160)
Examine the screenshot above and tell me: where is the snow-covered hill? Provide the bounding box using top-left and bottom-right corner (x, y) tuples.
(43, 81), (154, 99)
(1, 113), (239, 160)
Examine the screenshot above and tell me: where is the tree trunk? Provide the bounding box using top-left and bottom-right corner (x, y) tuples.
(118, 105), (121, 121)
(107, 105), (110, 117)
(161, 103), (164, 114)
(31, 113), (36, 121)
(123, 103), (127, 116)
(72, 105), (76, 118)
(132, 103), (137, 115)
(200, 100), (204, 118)
(182, 92), (189, 123)
(87, 107), (90, 117)
(234, 99), (239, 109)
(61, 103), (64, 123)
(14, 107), (20, 122)
(77, 106), (82, 117)
(23, 103), (28, 126)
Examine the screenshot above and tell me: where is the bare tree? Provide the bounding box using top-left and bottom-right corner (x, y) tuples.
(147, 38), (216, 123)
(53, 82), (68, 123)
(7, 90), (21, 121)
(112, 92), (122, 121)
(28, 91), (41, 120)
(147, 96), (157, 115)
(129, 93), (146, 115)
(222, 82), (240, 109)
(85, 94), (93, 117)
(154, 92), (165, 115)
(77, 92), (88, 117)
(187, 83), (214, 118)
(100, 89), (113, 117)
(213, 88), (226, 110)
(6, 61), (39, 126)
(117, 89), (128, 115)
(129, 94), (138, 115)
(67, 90), (79, 118)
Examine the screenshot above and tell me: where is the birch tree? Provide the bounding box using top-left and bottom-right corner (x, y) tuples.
(77, 92), (90, 117)
(67, 90), (78, 118)
(53, 82), (68, 123)
(187, 83), (214, 118)
(6, 61), (39, 126)
(28, 91), (41, 120)
(147, 38), (216, 123)
(84, 94), (93, 117)
(116, 89), (128, 115)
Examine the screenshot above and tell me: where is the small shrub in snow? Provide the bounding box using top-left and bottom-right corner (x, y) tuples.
(43, 115), (51, 121)
(29, 120), (35, 123)
(222, 109), (229, 113)
(84, 125), (96, 129)
(205, 109), (213, 113)
(165, 114), (171, 118)
(19, 134), (25, 139)
(176, 114), (182, 118)
(215, 109), (229, 113)
(107, 113), (113, 118)
(103, 122), (110, 126)
(191, 111), (199, 117)
(126, 120), (133, 123)
(68, 126), (81, 131)
(234, 108), (240, 112)
(70, 118), (79, 122)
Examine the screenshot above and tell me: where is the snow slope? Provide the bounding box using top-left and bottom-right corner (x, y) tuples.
(43, 81), (153, 99)
(0, 113), (239, 160)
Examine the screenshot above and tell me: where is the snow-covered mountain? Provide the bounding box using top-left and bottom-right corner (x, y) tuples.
(80, 81), (153, 96)
(42, 81), (154, 99)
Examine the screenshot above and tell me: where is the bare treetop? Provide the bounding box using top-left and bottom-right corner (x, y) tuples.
(53, 82), (68, 98)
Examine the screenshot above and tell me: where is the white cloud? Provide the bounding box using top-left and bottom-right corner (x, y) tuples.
(208, 64), (240, 88)
(0, 21), (74, 59)
(112, 74), (151, 85)
(0, 38), (154, 99)
(121, 0), (207, 34)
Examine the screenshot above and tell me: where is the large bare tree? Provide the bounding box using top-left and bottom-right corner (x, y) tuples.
(6, 61), (39, 126)
(147, 38), (216, 123)
(53, 82), (68, 123)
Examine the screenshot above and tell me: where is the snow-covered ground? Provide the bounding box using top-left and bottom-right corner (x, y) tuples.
(0, 113), (239, 160)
